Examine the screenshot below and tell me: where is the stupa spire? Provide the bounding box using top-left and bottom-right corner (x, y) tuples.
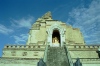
(41, 11), (52, 19)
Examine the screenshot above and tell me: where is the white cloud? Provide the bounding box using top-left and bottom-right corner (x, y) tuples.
(11, 16), (34, 29)
(67, 0), (100, 44)
(0, 24), (13, 34)
(13, 34), (28, 44)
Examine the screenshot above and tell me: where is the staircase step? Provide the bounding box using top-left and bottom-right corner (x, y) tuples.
(46, 47), (70, 66)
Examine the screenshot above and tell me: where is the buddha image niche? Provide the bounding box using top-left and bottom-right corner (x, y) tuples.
(52, 37), (59, 44)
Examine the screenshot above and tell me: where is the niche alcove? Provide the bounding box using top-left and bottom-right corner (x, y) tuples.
(52, 30), (60, 44)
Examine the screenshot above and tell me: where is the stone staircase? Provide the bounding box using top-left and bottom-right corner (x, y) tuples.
(46, 47), (70, 66)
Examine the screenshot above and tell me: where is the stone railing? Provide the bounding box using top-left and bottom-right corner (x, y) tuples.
(43, 42), (49, 62)
(67, 45), (100, 50)
(4, 45), (46, 50)
(64, 45), (73, 66)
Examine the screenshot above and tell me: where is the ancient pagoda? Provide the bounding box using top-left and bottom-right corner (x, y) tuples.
(0, 12), (100, 66)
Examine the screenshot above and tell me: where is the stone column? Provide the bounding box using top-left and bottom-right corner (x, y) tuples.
(49, 34), (52, 46)
(47, 32), (52, 46)
(60, 30), (66, 47)
(60, 34), (62, 47)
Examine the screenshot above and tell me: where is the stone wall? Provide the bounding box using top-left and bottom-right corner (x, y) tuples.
(65, 25), (84, 44)
(73, 58), (100, 66)
(2, 45), (46, 58)
(67, 45), (100, 58)
(0, 58), (39, 66)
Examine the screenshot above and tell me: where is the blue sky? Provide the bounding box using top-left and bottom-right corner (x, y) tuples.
(0, 0), (100, 57)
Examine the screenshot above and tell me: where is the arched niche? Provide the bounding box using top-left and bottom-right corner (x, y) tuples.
(52, 30), (60, 44)
(47, 23), (66, 47)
